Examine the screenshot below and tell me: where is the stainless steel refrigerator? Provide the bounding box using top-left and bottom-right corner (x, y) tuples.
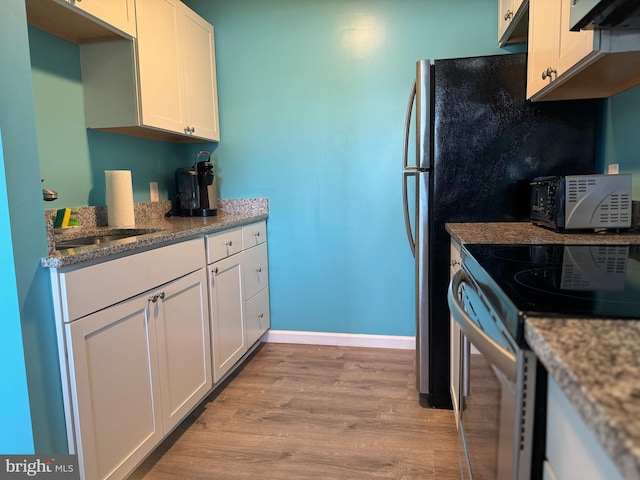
(402, 53), (600, 409)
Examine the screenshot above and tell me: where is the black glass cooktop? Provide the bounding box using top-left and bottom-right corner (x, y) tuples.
(463, 243), (640, 321)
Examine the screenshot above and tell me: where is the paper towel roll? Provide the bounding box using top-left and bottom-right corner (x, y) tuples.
(105, 170), (135, 228)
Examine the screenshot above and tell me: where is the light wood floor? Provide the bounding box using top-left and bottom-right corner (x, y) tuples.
(130, 343), (462, 480)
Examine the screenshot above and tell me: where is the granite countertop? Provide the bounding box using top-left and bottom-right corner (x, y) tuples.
(42, 198), (269, 269)
(446, 221), (640, 479)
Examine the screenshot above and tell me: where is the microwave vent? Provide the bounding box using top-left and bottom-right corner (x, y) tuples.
(564, 174), (632, 229)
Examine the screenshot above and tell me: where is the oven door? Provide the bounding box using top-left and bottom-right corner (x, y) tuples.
(448, 269), (536, 480)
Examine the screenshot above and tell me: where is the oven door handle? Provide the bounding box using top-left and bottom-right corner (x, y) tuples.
(448, 270), (517, 382)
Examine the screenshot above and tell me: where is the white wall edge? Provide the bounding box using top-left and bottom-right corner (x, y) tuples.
(263, 330), (416, 350)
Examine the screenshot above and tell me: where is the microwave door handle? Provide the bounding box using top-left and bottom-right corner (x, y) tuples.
(448, 270), (517, 382)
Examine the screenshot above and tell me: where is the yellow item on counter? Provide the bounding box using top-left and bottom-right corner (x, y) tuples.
(54, 208), (79, 228)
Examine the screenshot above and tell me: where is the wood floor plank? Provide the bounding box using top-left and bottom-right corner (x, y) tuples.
(130, 343), (461, 480)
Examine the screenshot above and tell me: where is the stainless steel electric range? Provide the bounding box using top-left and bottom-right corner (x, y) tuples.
(448, 243), (640, 480)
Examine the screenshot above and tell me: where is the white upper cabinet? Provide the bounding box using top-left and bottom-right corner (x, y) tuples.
(498, 0), (529, 47)
(80, 0), (221, 142)
(25, 0), (136, 43)
(527, 0), (640, 101)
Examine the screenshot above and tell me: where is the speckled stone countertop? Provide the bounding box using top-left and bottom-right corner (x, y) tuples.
(446, 221), (640, 479)
(446, 221), (640, 246)
(526, 319), (640, 480)
(42, 198), (268, 269)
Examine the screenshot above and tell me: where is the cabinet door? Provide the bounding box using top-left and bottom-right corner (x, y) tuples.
(546, 377), (624, 480)
(498, 0), (515, 40)
(245, 287), (270, 347)
(63, 0), (137, 38)
(182, 6), (220, 141)
(209, 254), (247, 382)
(243, 242), (269, 300)
(155, 269), (212, 433)
(135, 0), (186, 134)
(557, 0), (597, 74)
(67, 295), (163, 480)
(449, 240), (463, 428)
(527, 0), (561, 99)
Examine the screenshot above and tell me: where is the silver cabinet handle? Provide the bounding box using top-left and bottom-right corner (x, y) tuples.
(451, 259), (460, 267)
(448, 270), (517, 382)
(258, 313), (264, 318)
(255, 231), (260, 237)
(257, 267), (262, 273)
(226, 240), (233, 247)
(542, 67), (557, 81)
(148, 292), (166, 303)
(504, 9), (513, 21)
(213, 267), (219, 274)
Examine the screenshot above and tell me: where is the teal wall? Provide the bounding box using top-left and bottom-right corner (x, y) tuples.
(184, 0), (510, 336)
(602, 84), (640, 198)
(0, 0), (59, 453)
(0, 127), (34, 454)
(29, 27), (195, 208)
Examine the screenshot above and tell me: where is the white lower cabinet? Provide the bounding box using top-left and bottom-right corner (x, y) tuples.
(545, 376), (624, 480)
(208, 253), (246, 382)
(51, 238), (212, 480)
(205, 220), (270, 383)
(245, 286), (270, 347)
(67, 292), (163, 480)
(449, 239), (463, 428)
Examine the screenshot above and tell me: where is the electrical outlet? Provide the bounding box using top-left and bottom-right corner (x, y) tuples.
(149, 182), (159, 202)
(608, 164), (619, 174)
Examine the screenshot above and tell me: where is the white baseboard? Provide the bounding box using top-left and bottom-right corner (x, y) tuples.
(263, 330), (415, 350)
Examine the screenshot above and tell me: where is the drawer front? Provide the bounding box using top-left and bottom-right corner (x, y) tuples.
(242, 221), (267, 249)
(243, 242), (269, 300)
(205, 227), (243, 264)
(245, 287), (270, 346)
(59, 238), (204, 322)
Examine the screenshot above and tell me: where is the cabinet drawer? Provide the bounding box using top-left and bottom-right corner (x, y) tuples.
(205, 227), (243, 264)
(245, 287), (270, 346)
(59, 238), (204, 322)
(242, 220), (267, 249)
(243, 242), (269, 300)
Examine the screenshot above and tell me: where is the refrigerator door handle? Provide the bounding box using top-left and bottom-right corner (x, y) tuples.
(403, 170), (416, 257)
(403, 80), (417, 171)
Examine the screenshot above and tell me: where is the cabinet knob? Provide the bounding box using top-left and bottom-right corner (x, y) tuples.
(213, 267), (219, 274)
(226, 240), (233, 247)
(184, 126), (195, 134)
(258, 313), (264, 319)
(504, 9), (513, 21)
(541, 67), (557, 81)
(451, 259), (460, 267)
(257, 267), (262, 273)
(254, 231), (260, 237)
(148, 292), (165, 303)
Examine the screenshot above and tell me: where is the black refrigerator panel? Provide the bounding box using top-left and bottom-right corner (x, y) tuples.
(425, 53), (600, 409)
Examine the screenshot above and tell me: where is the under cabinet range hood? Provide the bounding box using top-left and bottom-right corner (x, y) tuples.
(570, 0), (640, 31)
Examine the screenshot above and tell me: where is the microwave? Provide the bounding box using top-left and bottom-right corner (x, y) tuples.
(530, 174), (632, 231)
(570, 0), (640, 31)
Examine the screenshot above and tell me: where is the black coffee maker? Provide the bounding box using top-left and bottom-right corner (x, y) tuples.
(173, 151), (218, 217)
